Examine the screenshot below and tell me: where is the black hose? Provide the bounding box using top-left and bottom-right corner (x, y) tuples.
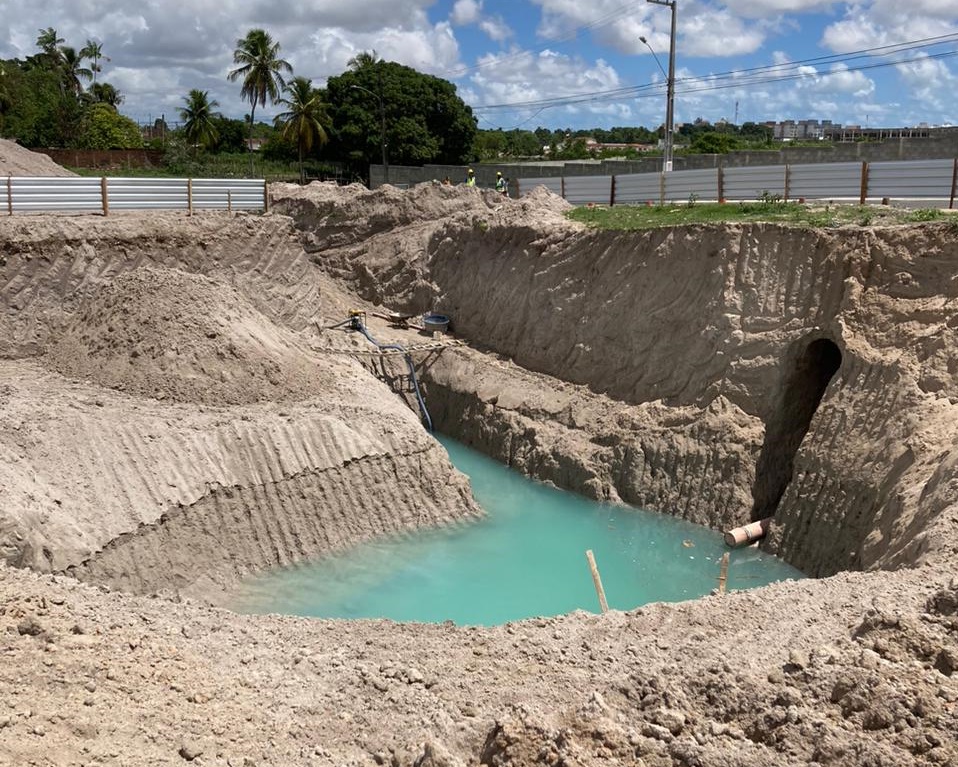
(353, 320), (434, 432)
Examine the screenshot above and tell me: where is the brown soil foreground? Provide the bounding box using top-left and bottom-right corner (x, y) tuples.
(1, 161), (957, 765)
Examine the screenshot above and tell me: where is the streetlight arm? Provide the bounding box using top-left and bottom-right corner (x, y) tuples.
(639, 36), (668, 79)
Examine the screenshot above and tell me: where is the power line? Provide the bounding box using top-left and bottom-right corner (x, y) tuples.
(472, 32), (958, 114)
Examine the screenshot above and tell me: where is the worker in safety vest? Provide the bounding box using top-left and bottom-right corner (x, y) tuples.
(495, 171), (507, 195)
(465, 168), (476, 186)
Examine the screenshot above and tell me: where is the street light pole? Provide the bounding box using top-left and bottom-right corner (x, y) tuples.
(645, 0), (677, 172)
(350, 84), (389, 186)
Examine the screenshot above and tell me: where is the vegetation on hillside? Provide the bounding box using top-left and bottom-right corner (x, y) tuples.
(568, 199), (955, 230)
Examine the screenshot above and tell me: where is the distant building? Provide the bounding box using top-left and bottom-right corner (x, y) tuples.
(764, 118), (932, 142)
(581, 138), (656, 154)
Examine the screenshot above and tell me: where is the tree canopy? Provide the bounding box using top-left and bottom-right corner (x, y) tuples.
(76, 103), (143, 149)
(326, 60), (476, 170)
(0, 30), (129, 148)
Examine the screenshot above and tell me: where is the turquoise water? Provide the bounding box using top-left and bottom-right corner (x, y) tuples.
(229, 435), (803, 625)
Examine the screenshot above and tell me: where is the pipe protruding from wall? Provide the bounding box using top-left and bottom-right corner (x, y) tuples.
(724, 518), (772, 547)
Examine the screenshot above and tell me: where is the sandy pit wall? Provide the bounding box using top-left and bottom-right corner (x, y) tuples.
(0, 212), (481, 597)
(272, 183), (958, 578)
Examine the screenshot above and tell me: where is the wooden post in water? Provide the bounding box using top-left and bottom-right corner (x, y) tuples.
(585, 549), (609, 613)
(718, 552), (730, 595)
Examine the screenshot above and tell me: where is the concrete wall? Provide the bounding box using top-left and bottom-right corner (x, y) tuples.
(371, 127), (958, 190)
(38, 148), (165, 170)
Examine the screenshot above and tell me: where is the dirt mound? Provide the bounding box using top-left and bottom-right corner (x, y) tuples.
(43, 266), (336, 405)
(270, 180), (575, 312)
(272, 179), (572, 247)
(0, 138), (76, 176)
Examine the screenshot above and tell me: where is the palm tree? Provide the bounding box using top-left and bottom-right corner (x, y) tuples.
(80, 40), (107, 85)
(180, 89), (220, 153)
(87, 82), (123, 108)
(275, 76), (330, 184)
(347, 49), (380, 72)
(60, 47), (92, 95)
(227, 28), (291, 174)
(36, 27), (64, 61)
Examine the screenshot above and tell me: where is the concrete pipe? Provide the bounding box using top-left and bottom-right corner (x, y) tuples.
(724, 518), (772, 548)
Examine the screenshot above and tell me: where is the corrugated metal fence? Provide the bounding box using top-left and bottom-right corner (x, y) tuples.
(4, 177), (267, 215)
(516, 158), (958, 208)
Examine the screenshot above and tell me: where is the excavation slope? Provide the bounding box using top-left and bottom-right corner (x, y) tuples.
(0, 212), (480, 594)
(274, 183), (958, 578)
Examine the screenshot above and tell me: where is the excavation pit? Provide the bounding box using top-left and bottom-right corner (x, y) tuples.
(1, 163), (957, 766)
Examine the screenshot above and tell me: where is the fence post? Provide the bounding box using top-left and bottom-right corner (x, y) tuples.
(100, 177), (109, 217)
(610, 175), (616, 207)
(950, 158), (957, 210)
(227, 189), (232, 214)
(784, 164), (791, 202)
(263, 180), (269, 213)
(717, 167), (724, 203)
(6, 175), (12, 216)
(187, 178), (193, 216)
(859, 161), (869, 205)
(560, 176), (566, 200)
(659, 172), (666, 206)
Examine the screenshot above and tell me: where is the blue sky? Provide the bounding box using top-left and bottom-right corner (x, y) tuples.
(1, 0), (956, 131)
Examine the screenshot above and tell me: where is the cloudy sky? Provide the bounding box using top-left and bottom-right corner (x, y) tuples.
(2, 0), (956, 131)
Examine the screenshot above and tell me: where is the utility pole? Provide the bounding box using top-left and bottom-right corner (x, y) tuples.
(646, 0), (677, 172)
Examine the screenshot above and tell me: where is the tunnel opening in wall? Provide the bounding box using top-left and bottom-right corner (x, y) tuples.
(750, 336), (843, 522)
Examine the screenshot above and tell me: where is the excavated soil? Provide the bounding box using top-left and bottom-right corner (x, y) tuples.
(1, 174), (957, 765)
(0, 139), (77, 177)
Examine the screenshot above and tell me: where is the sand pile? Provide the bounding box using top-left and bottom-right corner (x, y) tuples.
(0, 138), (76, 176)
(44, 266), (336, 405)
(271, 181), (574, 312)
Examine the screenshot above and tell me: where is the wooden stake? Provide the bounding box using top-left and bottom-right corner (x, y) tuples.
(718, 552), (730, 595)
(859, 161), (869, 205)
(187, 178), (193, 216)
(263, 180), (269, 213)
(227, 189), (232, 213)
(100, 176), (109, 216)
(784, 164), (791, 203)
(6, 175), (12, 216)
(949, 158), (957, 210)
(585, 549), (609, 613)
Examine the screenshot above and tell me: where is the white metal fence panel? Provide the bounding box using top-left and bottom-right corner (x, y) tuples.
(723, 165), (787, 201)
(517, 177), (563, 196)
(664, 168), (719, 203)
(789, 162), (863, 200)
(108, 177), (189, 211)
(564, 175), (613, 205)
(5, 176), (266, 213)
(191, 178), (264, 210)
(867, 159), (954, 201)
(10, 177), (103, 212)
(614, 173), (662, 205)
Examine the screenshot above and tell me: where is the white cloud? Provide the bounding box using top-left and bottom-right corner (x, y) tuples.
(479, 17), (514, 43)
(450, 0), (482, 26)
